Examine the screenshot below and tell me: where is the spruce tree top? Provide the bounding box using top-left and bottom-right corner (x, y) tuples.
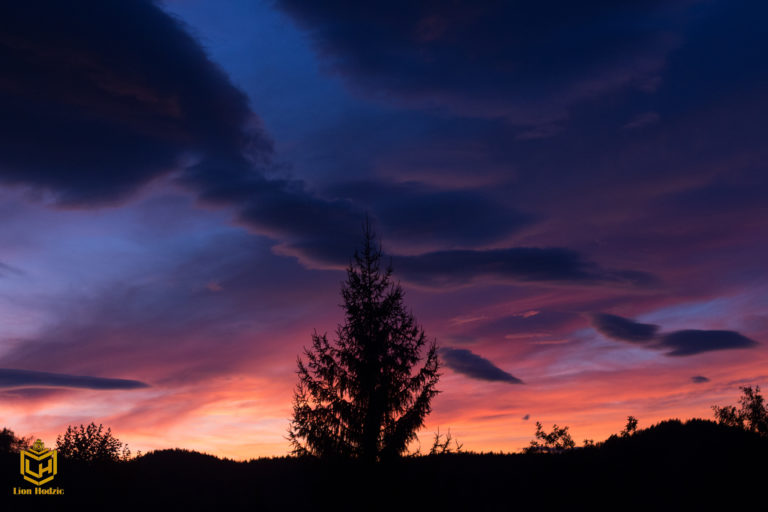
(288, 221), (440, 461)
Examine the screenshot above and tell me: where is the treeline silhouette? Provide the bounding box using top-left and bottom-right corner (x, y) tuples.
(1, 421), (130, 461)
(2, 386), (767, 509)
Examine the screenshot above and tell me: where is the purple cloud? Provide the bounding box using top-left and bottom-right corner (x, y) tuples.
(440, 347), (523, 384)
(592, 313), (759, 357)
(0, 368), (148, 390)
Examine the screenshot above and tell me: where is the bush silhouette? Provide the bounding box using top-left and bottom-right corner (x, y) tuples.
(288, 221), (440, 461)
(56, 422), (131, 462)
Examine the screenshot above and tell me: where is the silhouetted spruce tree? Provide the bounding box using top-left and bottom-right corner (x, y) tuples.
(288, 222), (439, 461)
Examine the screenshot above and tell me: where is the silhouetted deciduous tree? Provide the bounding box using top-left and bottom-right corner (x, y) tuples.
(288, 222), (440, 461)
(621, 416), (639, 437)
(712, 385), (768, 435)
(56, 422), (131, 462)
(525, 421), (575, 453)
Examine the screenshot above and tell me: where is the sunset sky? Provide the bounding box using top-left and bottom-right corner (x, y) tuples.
(1, 0), (767, 459)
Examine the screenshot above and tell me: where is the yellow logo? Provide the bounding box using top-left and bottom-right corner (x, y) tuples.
(20, 439), (57, 486)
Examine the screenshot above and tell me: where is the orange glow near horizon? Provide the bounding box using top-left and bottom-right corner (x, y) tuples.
(3, 346), (765, 460)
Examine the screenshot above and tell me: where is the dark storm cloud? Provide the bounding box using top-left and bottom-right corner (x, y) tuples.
(0, 0), (678, 279)
(660, 330), (758, 357)
(440, 348), (523, 384)
(0, 0), (267, 205)
(0, 0), (366, 266)
(691, 375), (710, 383)
(212, 173), (365, 267)
(590, 313), (659, 343)
(277, 0), (689, 125)
(0, 0), (532, 269)
(331, 181), (534, 247)
(394, 248), (656, 287)
(0, 368), (148, 390)
(591, 313), (759, 356)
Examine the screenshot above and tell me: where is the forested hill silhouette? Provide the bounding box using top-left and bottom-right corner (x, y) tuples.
(3, 419), (766, 510)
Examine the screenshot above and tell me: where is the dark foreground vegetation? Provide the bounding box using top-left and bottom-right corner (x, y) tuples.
(3, 418), (767, 510)
(4, 229), (766, 509)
